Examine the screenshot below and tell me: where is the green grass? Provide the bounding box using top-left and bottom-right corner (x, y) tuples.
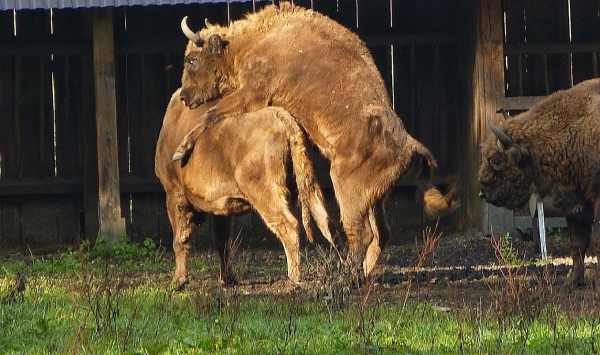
(1, 238), (600, 354)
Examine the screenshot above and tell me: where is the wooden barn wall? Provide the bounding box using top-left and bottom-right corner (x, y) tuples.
(0, 9), (85, 247)
(503, 0), (600, 99)
(0, 0), (461, 249)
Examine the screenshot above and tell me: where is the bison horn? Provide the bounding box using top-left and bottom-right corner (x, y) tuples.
(499, 108), (510, 119)
(486, 116), (513, 149)
(181, 16), (204, 47)
(205, 18), (214, 28)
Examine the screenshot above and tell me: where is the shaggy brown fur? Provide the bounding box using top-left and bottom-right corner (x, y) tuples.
(479, 77), (600, 288)
(173, 2), (457, 275)
(155, 91), (334, 288)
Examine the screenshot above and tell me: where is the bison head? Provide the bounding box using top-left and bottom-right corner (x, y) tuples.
(179, 17), (231, 109)
(478, 116), (535, 210)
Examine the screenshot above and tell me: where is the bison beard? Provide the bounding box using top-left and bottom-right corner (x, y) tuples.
(155, 91), (335, 288)
(479, 77), (600, 289)
(173, 2), (458, 277)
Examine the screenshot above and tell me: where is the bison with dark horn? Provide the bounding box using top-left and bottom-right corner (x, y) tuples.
(479, 78), (600, 289)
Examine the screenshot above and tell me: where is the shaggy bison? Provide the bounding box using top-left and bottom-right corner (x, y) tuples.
(479, 78), (600, 288)
(155, 91), (334, 288)
(172, 2), (457, 276)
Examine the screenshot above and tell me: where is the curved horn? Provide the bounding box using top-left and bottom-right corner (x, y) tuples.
(486, 116), (513, 149)
(499, 108), (510, 119)
(181, 16), (204, 47)
(205, 18), (213, 28)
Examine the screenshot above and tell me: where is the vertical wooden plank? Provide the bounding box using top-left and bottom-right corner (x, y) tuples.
(93, 7), (126, 242)
(392, 0), (417, 34)
(312, 0), (356, 31)
(21, 198), (57, 246)
(355, 0), (388, 35)
(392, 43), (414, 143)
(521, 0), (550, 95)
(13, 9), (58, 246)
(414, 0), (455, 33)
(81, 9), (99, 243)
(129, 51), (169, 243)
(53, 9), (84, 179)
(481, 0), (508, 236)
(0, 10), (16, 245)
(52, 9), (85, 244)
(504, 0), (525, 97)
(1, 199), (21, 245)
(570, 0), (600, 84)
(547, 0), (571, 91)
(456, 0), (504, 232)
(413, 45), (439, 159)
(56, 195), (80, 245)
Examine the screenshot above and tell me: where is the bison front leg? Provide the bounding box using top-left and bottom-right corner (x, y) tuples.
(212, 215), (238, 287)
(363, 198), (391, 276)
(329, 162), (375, 279)
(564, 214), (591, 289)
(167, 193), (196, 290)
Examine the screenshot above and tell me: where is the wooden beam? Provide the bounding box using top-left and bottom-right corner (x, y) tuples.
(496, 96), (546, 111)
(505, 41), (600, 55)
(93, 8), (126, 243)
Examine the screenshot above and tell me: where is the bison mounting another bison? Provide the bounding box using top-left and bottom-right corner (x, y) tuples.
(169, 2), (458, 280)
(479, 77), (600, 289)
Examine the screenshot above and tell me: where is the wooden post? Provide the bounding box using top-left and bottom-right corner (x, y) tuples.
(476, 0), (508, 237)
(456, 0), (506, 235)
(93, 8), (126, 243)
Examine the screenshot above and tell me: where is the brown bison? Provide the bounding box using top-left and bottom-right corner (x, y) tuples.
(155, 90), (334, 288)
(172, 2), (457, 276)
(479, 77), (600, 288)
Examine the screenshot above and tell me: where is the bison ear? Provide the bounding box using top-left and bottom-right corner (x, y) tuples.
(515, 146), (532, 167)
(206, 34), (228, 55)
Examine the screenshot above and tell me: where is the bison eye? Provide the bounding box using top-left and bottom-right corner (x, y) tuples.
(188, 59), (197, 66)
(488, 156), (505, 172)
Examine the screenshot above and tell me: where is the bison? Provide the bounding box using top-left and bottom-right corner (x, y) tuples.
(479, 77), (600, 288)
(172, 2), (457, 276)
(155, 90), (335, 289)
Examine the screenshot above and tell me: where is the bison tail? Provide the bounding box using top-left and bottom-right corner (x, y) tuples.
(410, 138), (460, 217)
(277, 111), (335, 246)
(422, 178), (460, 217)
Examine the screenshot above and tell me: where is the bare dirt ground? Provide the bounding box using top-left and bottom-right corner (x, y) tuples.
(184, 225), (600, 315)
(3, 225), (600, 314)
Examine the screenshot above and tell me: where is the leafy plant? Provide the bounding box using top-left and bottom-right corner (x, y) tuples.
(493, 232), (524, 266)
(89, 235), (160, 260)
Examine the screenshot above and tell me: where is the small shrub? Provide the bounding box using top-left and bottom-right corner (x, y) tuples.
(304, 244), (354, 318)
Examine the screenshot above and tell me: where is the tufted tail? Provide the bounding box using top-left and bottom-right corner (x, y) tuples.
(277, 111), (335, 245)
(409, 137), (460, 217)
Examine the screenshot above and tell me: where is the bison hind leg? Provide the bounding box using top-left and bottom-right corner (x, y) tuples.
(213, 215), (240, 287)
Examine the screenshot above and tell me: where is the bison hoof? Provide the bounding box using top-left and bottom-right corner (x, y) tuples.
(172, 276), (189, 291)
(561, 275), (585, 291)
(220, 274), (238, 287)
